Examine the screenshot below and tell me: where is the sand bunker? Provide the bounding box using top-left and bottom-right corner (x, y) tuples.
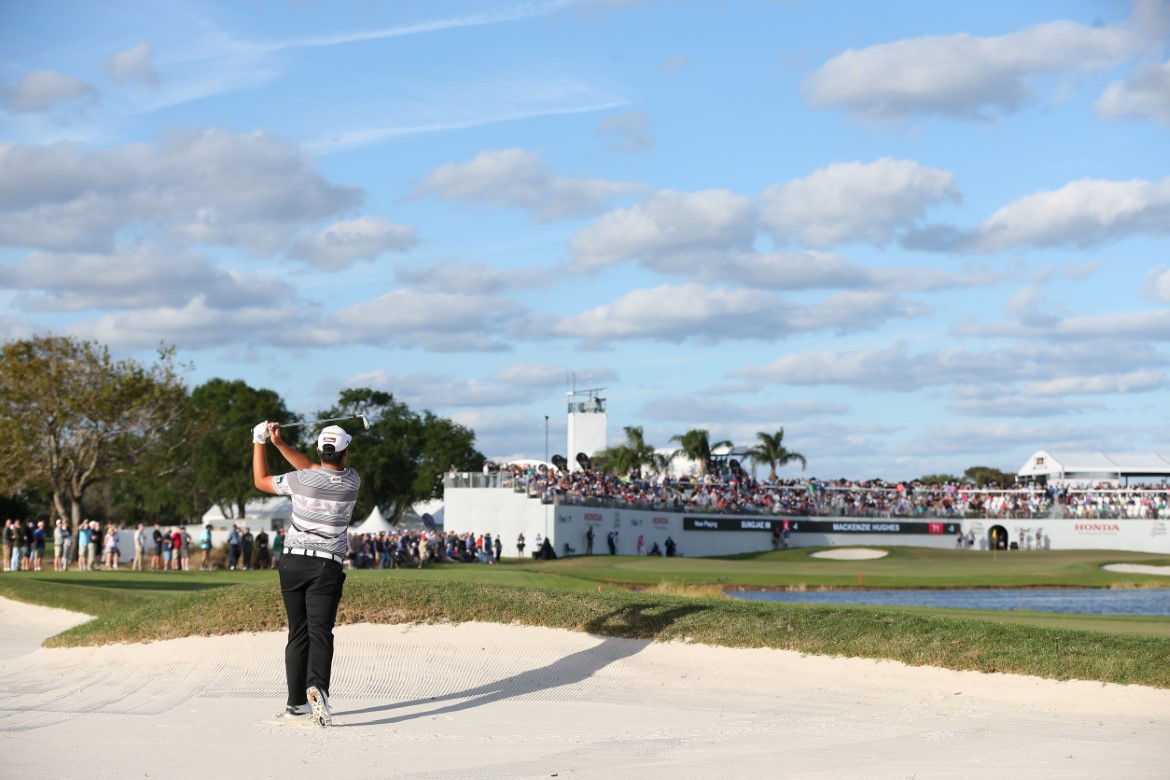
(0, 597), (89, 661)
(810, 547), (889, 560)
(2, 597), (1166, 779)
(1102, 563), (1170, 576)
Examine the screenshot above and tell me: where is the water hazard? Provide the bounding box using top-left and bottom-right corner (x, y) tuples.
(727, 588), (1170, 616)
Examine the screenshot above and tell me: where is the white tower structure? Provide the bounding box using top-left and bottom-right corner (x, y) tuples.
(566, 386), (607, 471)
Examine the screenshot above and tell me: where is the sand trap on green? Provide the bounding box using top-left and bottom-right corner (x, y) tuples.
(1102, 563), (1170, 576)
(810, 548), (889, 560)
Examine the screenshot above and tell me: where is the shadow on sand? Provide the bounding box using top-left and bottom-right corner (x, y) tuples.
(336, 601), (708, 727)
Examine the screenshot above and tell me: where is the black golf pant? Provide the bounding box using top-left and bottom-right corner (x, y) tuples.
(278, 554), (345, 705)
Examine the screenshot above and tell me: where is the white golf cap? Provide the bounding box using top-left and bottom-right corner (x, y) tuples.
(317, 425), (351, 452)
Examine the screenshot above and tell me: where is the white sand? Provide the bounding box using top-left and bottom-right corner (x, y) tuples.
(810, 547), (889, 560)
(1102, 563), (1170, 576)
(2, 598), (1168, 779)
(0, 597), (89, 661)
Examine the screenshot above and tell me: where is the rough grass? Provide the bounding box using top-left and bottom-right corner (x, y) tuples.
(43, 577), (1170, 689)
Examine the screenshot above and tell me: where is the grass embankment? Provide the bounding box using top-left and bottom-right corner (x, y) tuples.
(32, 577), (1170, 688)
(2, 548), (1168, 688)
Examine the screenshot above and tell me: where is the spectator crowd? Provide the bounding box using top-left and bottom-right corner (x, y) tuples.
(480, 465), (1170, 521)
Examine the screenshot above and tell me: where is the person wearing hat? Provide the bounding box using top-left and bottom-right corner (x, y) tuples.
(252, 420), (360, 728)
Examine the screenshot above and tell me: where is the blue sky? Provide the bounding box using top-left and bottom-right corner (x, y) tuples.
(2, 0), (1169, 479)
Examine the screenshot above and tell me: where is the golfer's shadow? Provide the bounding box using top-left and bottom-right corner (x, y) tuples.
(336, 602), (707, 727)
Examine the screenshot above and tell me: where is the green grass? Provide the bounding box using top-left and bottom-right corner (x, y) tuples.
(1, 548), (1168, 689)
(512, 547), (1170, 589)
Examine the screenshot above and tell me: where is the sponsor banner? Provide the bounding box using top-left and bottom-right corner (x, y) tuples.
(583, 512), (604, 524)
(1073, 523), (1121, 534)
(652, 516), (670, 526)
(683, 517), (960, 535)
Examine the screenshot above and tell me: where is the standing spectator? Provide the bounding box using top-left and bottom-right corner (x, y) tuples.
(242, 527), (254, 571)
(606, 530), (616, 555)
(86, 520), (100, 571)
(199, 525), (213, 571)
(272, 528), (284, 566)
(32, 520), (46, 571)
(59, 521), (72, 572)
(133, 524), (146, 571)
(16, 521), (29, 570)
(53, 520), (64, 571)
(772, 524), (782, 551)
(102, 523), (119, 570)
(76, 522), (90, 571)
(516, 532), (526, 558)
(3, 519), (14, 571)
(151, 524), (164, 570)
(177, 526), (190, 571)
(161, 530), (173, 571)
(171, 528), (183, 570)
(256, 529), (271, 569)
(227, 525), (241, 570)
(585, 526), (594, 555)
(493, 534), (502, 563)
(636, 535), (645, 556)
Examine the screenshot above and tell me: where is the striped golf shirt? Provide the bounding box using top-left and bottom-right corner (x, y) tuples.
(272, 467), (361, 558)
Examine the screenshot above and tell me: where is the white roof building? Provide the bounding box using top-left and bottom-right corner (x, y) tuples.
(1018, 451), (1170, 483)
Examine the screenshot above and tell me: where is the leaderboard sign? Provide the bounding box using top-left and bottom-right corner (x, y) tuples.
(683, 517), (959, 535)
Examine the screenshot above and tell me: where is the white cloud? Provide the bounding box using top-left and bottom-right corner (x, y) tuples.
(106, 43), (159, 87)
(1, 70), (97, 113)
(970, 176), (1170, 252)
(315, 289), (521, 352)
(395, 259), (521, 295)
(1097, 59), (1170, 126)
(553, 284), (918, 345)
(490, 363), (618, 387)
(705, 251), (1001, 292)
(0, 129), (361, 253)
(760, 158), (959, 247)
(735, 342), (1168, 393)
(804, 14), (1141, 119)
(639, 397), (849, 423)
(1144, 264), (1170, 301)
(4, 247), (294, 311)
(955, 307), (1170, 341)
(414, 148), (642, 221)
(597, 110), (654, 152)
(289, 216), (416, 270)
(569, 189), (756, 270)
(80, 296), (301, 350)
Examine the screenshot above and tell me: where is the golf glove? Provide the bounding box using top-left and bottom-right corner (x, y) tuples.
(252, 421), (270, 444)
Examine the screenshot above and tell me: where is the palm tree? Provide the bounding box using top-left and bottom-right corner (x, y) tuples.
(748, 428), (806, 482)
(670, 428), (732, 476)
(592, 426), (665, 476)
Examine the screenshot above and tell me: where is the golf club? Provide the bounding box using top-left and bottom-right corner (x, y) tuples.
(275, 414), (370, 431)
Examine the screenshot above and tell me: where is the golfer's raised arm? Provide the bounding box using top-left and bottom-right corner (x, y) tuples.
(252, 421), (278, 493)
(268, 422), (315, 471)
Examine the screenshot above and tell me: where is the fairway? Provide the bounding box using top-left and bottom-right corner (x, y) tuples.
(512, 546), (1170, 590)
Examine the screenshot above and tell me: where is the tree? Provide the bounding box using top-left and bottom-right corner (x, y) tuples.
(592, 426), (665, 476)
(670, 428), (732, 476)
(963, 466), (1016, 486)
(317, 388), (484, 523)
(747, 428), (807, 482)
(187, 378), (298, 520)
(0, 336), (186, 527)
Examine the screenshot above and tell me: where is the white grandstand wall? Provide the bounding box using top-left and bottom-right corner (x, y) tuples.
(443, 488), (1170, 556)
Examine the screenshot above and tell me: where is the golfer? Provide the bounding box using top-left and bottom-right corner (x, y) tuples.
(252, 420), (360, 727)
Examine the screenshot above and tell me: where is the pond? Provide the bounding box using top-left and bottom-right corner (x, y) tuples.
(727, 588), (1170, 616)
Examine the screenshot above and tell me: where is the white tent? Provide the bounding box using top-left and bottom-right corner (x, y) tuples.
(350, 504), (395, 536)
(201, 496), (291, 529)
